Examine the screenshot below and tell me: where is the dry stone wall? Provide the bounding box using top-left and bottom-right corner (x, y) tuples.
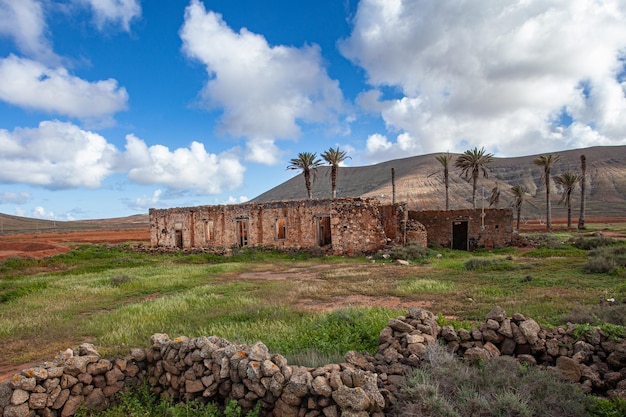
(2, 307), (625, 417)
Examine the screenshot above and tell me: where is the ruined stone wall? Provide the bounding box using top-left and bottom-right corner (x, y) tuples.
(150, 199), (393, 256)
(2, 307), (625, 417)
(409, 208), (513, 249)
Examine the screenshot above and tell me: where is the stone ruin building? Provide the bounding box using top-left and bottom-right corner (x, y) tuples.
(149, 198), (514, 255)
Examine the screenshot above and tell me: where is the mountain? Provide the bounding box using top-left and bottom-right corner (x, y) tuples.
(0, 213), (149, 234)
(252, 146), (626, 219)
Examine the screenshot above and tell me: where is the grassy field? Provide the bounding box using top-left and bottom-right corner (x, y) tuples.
(0, 224), (625, 371)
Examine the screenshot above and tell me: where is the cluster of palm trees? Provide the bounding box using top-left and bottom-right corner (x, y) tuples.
(287, 147), (350, 200)
(436, 148), (587, 230)
(287, 145), (587, 232)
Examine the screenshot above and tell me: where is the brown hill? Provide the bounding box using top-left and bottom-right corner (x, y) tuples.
(0, 213), (148, 235)
(253, 145), (626, 220)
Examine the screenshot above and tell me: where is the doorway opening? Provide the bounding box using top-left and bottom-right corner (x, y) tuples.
(316, 215), (332, 246)
(452, 220), (469, 250)
(175, 229), (183, 248)
(236, 219), (249, 247)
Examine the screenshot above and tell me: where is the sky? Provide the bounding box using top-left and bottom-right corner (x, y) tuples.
(0, 0), (625, 221)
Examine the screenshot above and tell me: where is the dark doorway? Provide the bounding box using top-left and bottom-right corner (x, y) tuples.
(175, 230), (183, 248)
(316, 216), (332, 246)
(236, 219), (249, 247)
(452, 220), (468, 250)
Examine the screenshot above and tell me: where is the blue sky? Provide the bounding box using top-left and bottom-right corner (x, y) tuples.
(1, 0), (625, 220)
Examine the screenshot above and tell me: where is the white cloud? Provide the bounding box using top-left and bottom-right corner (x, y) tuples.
(122, 134), (246, 194)
(225, 196), (249, 204)
(342, 0), (626, 156)
(0, 0), (59, 64)
(0, 55), (128, 120)
(77, 0), (141, 31)
(0, 191), (32, 204)
(0, 120), (119, 188)
(131, 189), (162, 211)
(180, 0), (345, 164)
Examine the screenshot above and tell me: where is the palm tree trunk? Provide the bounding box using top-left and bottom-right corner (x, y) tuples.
(331, 166), (337, 199)
(516, 205), (521, 230)
(471, 174), (478, 208)
(578, 155), (586, 230)
(444, 169), (449, 210)
(567, 200), (572, 228)
(545, 174), (552, 229)
(391, 168), (396, 204)
(305, 171), (313, 199)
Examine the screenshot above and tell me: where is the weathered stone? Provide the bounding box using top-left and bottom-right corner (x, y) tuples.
(344, 351), (371, 369)
(261, 360), (280, 377)
(557, 356), (581, 382)
(311, 376), (332, 397)
(483, 342), (501, 358)
(3, 403), (30, 417)
(378, 327), (393, 345)
(458, 328), (472, 342)
(497, 319), (513, 338)
(10, 389), (29, 406)
(61, 395), (83, 417)
(440, 326), (457, 342)
(388, 318), (414, 333)
(130, 348), (147, 362)
(485, 306), (506, 322)
(248, 342), (269, 362)
(464, 347), (491, 364)
(332, 386), (370, 412)
(546, 338), (560, 356)
(51, 389), (70, 410)
(64, 356), (96, 376)
(322, 404), (338, 417)
(79, 343), (99, 357)
(21, 367), (47, 383)
(500, 338), (517, 356)
(28, 392), (47, 410)
(482, 329), (504, 344)
(607, 343), (626, 370)
(185, 379), (204, 393)
(105, 367), (125, 386)
(518, 319), (540, 344)
(84, 388), (107, 411)
(11, 375), (36, 392)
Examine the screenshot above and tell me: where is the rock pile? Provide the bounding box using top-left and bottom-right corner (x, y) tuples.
(1, 307), (625, 417)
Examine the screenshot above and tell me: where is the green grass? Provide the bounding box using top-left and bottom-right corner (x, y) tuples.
(1, 233), (625, 366)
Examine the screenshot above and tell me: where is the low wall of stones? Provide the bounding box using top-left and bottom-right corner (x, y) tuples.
(2, 307), (625, 417)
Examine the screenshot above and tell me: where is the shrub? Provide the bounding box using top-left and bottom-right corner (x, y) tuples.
(584, 245), (626, 274)
(392, 344), (590, 417)
(374, 243), (429, 263)
(570, 236), (618, 250)
(464, 258), (516, 271)
(110, 274), (133, 287)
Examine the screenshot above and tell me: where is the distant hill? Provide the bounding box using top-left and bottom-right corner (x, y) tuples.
(253, 145), (626, 219)
(0, 213), (149, 235)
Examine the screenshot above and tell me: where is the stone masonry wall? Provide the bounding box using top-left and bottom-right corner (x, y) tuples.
(409, 208), (513, 249)
(149, 199), (419, 256)
(2, 307), (624, 417)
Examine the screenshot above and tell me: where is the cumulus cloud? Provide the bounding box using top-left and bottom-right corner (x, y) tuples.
(0, 0), (59, 64)
(77, 0), (141, 31)
(0, 55), (128, 120)
(131, 189), (162, 211)
(122, 134), (246, 194)
(180, 0), (345, 163)
(0, 191), (32, 204)
(0, 120), (119, 188)
(341, 0), (626, 157)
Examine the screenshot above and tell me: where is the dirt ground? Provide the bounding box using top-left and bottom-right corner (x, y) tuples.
(0, 229), (150, 261)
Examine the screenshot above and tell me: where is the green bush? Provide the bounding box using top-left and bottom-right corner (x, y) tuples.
(464, 257), (516, 271)
(392, 344), (590, 417)
(375, 243), (429, 263)
(570, 236), (618, 250)
(583, 245), (626, 274)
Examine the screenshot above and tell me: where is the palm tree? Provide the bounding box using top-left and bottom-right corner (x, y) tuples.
(434, 152), (454, 210)
(454, 147), (494, 208)
(321, 147), (350, 199)
(287, 152), (322, 200)
(510, 185), (529, 231)
(554, 171), (580, 228)
(578, 155), (586, 230)
(533, 154), (562, 229)
(489, 183), (501, 208)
